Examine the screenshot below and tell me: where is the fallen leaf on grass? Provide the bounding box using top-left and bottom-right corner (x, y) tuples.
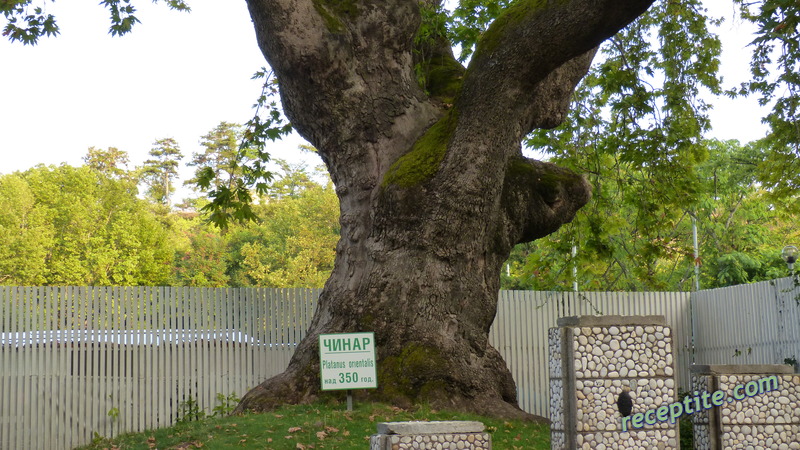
(316, 431), (327, 440)
(288, 426), (303, 433)
(324, 426), (339, 433)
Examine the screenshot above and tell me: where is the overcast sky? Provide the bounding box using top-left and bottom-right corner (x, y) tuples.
(0, 1), (316, 200)
(0, 1), (768, 200)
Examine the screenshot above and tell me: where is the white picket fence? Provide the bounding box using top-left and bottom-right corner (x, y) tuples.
(1, 280), (798, 450)
(0, 287), (320, 450)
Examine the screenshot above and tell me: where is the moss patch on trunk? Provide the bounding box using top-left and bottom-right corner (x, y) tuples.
(473, 0), (550, 58)
(377, 343), (452, 403)
(312, 0), (359, 33)
(382, 109), (459, 188)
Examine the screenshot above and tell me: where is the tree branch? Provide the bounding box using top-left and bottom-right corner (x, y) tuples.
(519, 49), (597, 131)
(459, 0), (655, 127)
(245, 0), (339, 78)
(245, 0), (427, 157)
(500, 156), (592, 247)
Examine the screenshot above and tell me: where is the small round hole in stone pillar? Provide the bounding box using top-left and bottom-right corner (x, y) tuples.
(617, 387), (633, 417)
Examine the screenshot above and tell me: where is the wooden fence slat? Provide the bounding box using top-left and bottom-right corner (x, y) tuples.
(158, 286), (168, 428)
(45, 287), (56, 450)
(191, 286), (198, 414)
(0, 288), (7, 450)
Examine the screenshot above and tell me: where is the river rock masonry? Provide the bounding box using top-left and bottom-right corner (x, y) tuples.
(550, 315), (679, 449)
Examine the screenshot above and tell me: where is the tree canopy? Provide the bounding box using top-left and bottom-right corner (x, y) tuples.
(0, 125), (338, 289)
(0, 164), (173, 285)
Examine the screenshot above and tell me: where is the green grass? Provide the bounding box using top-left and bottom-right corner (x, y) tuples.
(78, 402), (550, 450)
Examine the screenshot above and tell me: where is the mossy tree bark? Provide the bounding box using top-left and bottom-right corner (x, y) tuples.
(236, 0), (654, 418)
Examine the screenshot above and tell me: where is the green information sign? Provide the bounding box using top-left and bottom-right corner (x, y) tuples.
(319, 332), (377, 391)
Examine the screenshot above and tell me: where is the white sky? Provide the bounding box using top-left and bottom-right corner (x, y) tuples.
(0, 1), (316, 201)
(0, 1), (769, 201)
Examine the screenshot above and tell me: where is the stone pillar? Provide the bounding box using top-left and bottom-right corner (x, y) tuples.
(549, 315), (679, 449)
(369, 421), (491, 450)
(690, 364), (800, 449)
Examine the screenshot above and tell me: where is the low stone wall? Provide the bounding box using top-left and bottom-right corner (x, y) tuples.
(370, 421), (490, 450)
(691, 365), (800, 449)
(550, 315), (679, 449)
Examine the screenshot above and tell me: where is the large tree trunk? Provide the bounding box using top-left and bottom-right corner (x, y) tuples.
(236, 0), (654, 418)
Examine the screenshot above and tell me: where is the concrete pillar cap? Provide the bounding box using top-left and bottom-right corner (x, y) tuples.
(376, 421), (485, 435)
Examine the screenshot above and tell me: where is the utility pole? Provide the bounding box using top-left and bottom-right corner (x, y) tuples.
(692, 215), (700, 292)
(690, 214), (700, 364)
(572, 244), (578, 292)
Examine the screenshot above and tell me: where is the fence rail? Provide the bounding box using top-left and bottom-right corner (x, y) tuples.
(1, 281), (798, 449)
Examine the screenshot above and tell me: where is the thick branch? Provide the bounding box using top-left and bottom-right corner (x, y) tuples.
(520, 49), (597, 131)
(460, 0), (654, 126)
(245, 0), (341, 81)
(246, 0), (430, 169)
(500, 156), (592, 247)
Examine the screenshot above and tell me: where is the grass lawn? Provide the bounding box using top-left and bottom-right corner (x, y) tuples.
(77, 402), (550, 450)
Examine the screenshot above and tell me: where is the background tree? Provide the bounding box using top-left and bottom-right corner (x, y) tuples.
(734, 0), (800, 209)
(173, 226), (231, 287)
(0, 173), (53, 285)
(83, 146), (131, 179)
(227, 163), (339, 288)
(266, 159), (319, 200)
(0, 165), (174, 285)
(184, 121), (267, 226)
(693, 140), (796, 287)
(140, 137), (183, 208)
(506, 138), (799, 292)
(186, 123), (244, 190)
